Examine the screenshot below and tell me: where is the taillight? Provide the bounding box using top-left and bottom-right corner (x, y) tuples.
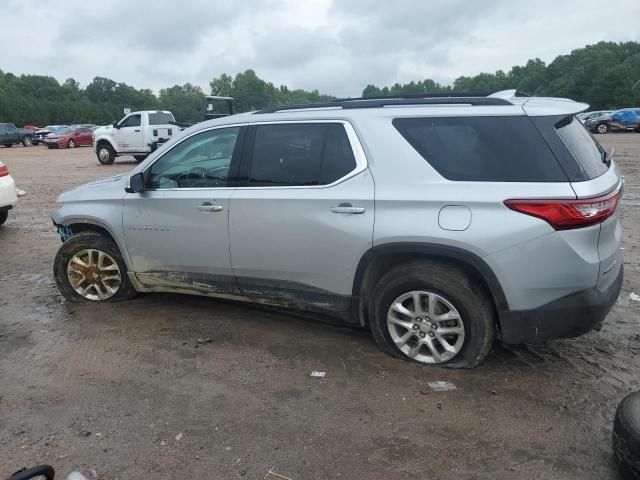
(0, 161), (9, 177)
(504, 188), (621, 230)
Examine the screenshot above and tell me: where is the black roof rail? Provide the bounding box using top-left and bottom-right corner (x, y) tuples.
(254, 94), (512, 114)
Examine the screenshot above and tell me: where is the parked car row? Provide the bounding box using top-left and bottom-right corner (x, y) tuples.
(581, 108), (640, 134)
(33, 124), (99, 146)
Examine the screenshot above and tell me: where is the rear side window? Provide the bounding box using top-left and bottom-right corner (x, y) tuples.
(148, 112), (174, 125)
(249, 123), (357, 186)
(555, 117), (607, 179)
(393, 116), (568, 182)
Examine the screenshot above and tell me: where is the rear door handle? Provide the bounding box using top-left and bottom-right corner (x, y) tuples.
(331, 204), (366, 214)
(134, 129), (141, 132)
(196, 202), (223, 213)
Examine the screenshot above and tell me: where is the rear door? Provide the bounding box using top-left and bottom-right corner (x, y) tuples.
(228, 121), (374, 311)
(75, 127), (92, 145)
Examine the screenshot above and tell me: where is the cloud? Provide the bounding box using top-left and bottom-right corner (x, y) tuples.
(1, 0), (639, 97)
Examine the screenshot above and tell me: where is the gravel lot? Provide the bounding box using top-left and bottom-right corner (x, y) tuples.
(0, 135), (639, 479)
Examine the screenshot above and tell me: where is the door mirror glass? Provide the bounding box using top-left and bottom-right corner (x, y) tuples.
(126, 172), (145, 193)
(113, 121), (119, 128)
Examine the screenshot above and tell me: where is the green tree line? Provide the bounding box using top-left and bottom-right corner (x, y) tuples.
(1, 41), (638, 126)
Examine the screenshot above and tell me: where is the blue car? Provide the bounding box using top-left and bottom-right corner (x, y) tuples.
(586, 108), (640, 134)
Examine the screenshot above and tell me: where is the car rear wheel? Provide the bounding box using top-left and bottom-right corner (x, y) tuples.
(22, 137), (32, 147)
(54, 231), (136, 302)
(68, 139), (76, 148)
(97, 143), (115, 165)
(597, 123), (609, 134)
(369, 260), (495, 368)
(0, 211), (8, 226)
(134, 155), (147, 163)
(613, 391), (640, 479)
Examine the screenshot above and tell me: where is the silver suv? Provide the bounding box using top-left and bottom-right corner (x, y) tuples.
(52, 90), (624, 368)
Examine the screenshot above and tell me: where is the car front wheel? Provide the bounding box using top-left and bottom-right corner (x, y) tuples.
(96, 143), (115, 165)
(22, 137), (32, 147)
(597, 123), (609, 134)
(0, 210), (8, 226)
(54, 231), (136, 302)
(369, 260), (495, 368)
(68, 139), (76, 148)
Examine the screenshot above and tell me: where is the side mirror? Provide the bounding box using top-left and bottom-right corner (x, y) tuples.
(112, 121), (119, 128)
(125, 172), (145, 193)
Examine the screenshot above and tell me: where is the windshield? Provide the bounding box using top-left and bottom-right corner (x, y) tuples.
(57, 128), (72, 135)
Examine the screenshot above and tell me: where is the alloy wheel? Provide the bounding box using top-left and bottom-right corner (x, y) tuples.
(386, 290), (465, 364)
(67, 249), (121, 300)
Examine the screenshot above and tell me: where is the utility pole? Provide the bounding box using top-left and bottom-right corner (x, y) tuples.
(633, 79), (640, 105)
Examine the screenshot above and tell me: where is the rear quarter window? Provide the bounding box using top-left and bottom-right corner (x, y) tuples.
(555, 117), (607, 179)
(148, 112), (175, 125)
(393, 116), (568, 182)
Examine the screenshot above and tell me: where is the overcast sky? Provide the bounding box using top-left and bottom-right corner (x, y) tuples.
(3, 0), (639, 97)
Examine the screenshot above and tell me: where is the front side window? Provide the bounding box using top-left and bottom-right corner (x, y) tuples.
(120, 115), (141, 128)
(249, 123), (357, 187)
(147, 127), (240, 189)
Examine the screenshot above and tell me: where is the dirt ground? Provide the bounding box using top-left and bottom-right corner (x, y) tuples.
(0, 135), (639, 480)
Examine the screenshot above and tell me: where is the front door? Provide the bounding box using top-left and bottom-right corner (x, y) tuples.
(229, 122), (374, 311)
(123, 125), (245, 295)
(112, 114), (144, 151)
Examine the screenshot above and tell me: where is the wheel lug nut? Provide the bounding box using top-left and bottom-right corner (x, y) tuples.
(419, 332), (426, 338)
(428, 332), (435, 338)
(432, 324), (438, 329)
(412, 324), (420, 330)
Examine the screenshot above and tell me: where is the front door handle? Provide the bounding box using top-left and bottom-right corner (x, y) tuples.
(196, 202), (223, 213)
(331, 203), (366, 214)
(134, 129), (141, 132)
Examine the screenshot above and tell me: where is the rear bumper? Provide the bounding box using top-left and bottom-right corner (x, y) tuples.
(499, 265), (623, 344)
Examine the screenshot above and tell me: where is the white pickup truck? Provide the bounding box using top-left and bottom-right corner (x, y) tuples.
(92, 110), (181, 165)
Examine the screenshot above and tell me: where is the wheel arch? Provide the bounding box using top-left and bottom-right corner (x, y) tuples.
(352, 242), (508, 328)
(56, 218), (132, 270)
(95, 137), (117, 151)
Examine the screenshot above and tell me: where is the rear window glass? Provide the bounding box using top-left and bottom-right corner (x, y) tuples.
(393, 116), (567, 182)
(148, 112), (174, 125)
(555, 117), (607, 179)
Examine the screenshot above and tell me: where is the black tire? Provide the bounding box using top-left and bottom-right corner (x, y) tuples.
(596, 123), (609, 134)
(0, 210), (8, 226)
(96, 143), (115, 165)
(133, 155), (147, 163)
(613, 391), (640, 479)
(67, 139), (76, 148)
(4, 144), (13, 148)
(22, 136), (33, 147)
(369, 260), (495, 368)
(53, 231), (136, 302)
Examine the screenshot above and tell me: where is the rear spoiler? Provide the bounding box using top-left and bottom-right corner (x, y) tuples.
(521, 97), (589, 117)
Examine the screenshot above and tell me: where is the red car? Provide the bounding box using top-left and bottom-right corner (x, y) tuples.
(44, 127), (93, 149)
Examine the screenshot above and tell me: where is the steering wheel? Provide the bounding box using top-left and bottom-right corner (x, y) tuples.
(174, 167), (208, 187)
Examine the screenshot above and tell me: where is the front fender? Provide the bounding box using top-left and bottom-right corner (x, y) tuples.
(52, 205), (132, 270)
